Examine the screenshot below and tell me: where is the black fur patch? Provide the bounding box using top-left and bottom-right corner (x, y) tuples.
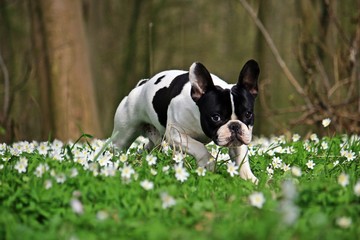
(155, 75), (165, 85)
(137, 79), (148, 87)
(231, 86), (255, 126)
(152, 73), (189, 127)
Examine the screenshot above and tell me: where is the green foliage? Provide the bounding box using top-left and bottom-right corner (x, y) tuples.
(0, 134), (359, 239)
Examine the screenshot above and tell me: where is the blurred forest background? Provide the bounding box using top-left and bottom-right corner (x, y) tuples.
(0, 0), (359, 142)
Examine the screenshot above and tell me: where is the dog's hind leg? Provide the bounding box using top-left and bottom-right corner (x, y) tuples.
(111, 123), (140, 151)
(143, 124), (162, 151)
(111, 96), (142, 151)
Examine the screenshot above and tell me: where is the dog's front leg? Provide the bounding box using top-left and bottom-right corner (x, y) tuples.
(166, 128), (215, 171)
(229, 145), (258, 183)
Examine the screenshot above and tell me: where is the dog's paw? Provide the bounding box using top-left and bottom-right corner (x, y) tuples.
(250, 176), (259, 185)
(204, 157), (216, 172)
(240, 170), (258, 184)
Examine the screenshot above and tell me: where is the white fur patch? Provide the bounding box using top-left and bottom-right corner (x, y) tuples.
(229, 93), (237, 120)
(216, 120), (253, 146)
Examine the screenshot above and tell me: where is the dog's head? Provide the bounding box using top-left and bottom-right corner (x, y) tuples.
(189, 60), (259, 147)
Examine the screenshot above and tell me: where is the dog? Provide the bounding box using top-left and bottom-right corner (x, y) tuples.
(112, 60), (259, 183)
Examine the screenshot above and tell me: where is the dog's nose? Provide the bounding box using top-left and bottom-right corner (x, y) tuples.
(229, 122), (241, 133)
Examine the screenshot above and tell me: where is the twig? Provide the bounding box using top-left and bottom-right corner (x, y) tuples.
(0, 51), (10, 123)
(238, 0), (310, 104)
(314, 54), (331, 92)
(328, 78), (351, 98)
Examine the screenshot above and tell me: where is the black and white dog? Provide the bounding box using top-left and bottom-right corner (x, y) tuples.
(112, 60), (259, 183)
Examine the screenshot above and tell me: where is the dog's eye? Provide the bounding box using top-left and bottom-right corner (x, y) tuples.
(245, 111), (253, 119)
(211, 114), (221, 122)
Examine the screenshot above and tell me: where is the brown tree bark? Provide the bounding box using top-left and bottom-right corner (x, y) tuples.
(30, 0), (101, 141)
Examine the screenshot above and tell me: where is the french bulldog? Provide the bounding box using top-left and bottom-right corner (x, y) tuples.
(112, 60), (260, 183)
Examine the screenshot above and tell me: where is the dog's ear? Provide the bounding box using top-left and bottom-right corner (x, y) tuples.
(237, 59), (260, 97)
(189, 62), (215, 102)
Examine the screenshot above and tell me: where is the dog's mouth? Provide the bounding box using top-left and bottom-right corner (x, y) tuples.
(215, 133), (249, 147)
(214, 121), (253, 147)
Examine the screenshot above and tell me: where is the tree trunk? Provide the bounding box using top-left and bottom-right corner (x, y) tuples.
(30, 0), (101, 141)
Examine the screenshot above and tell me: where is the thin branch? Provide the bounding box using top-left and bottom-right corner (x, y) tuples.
(0, 51), (10, 123)
(238, 0), (310, 105)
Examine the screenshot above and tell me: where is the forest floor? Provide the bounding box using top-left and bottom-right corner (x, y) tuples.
(1, 133), (359, 239)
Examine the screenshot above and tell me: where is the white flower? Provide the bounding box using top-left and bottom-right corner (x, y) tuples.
(70, 198), (84, 215)
(44, 179), (52, 189)
(266, 149), (275, 156)
(266, 166), (274, 176)
(34, 163), (49, 177)
(162, 165), (170, 174)
(140, 180), (154, 191)
(257, 148), (265, 156)
(282, 180), (298, 200)
(273, 146), (285, 154)
(340, 150), (355, 162)
(38, 142), (49, 155)
(98, 151), (112, 167)
(88, 162), (98, 172)
(73, 148), (88, 167)
(306, 160), (315, 169)
(272, 157), (282, 169)
(249, 192), (265, 209)
(14, 157), (28, 173)
(120, 164), (135, 180)
(174, 163), (189, 182)
(280, 200), (299, 225)
(23, 141), (35, 153)
(70, 168), (79, 178)
(208, 156), (216, 164)
(160, 192), (176, 209)
(173, 152), (184, 163)
(338, 173), (349, 187)
(280, 181), (299, 225)
(227, 162), (239, 177)
(51, 150), (64, 162)
(161, 141), (170, 152)
(282, 163), (291, 172)
(52, 139), (63, 149)
(0, 143), (7, 153)
(133, 172), (139, 181)
(291, 166), (302, 177)
(321, 141), (329, 150)
(292, 134), (301, 142)
(310, 133), (319, 143)
(55, 173), (67, 184)
(354, 181), (360, 196)
(50, 169), (56, 177)
(146, 154), (157, 166)
(303, 141), (311, 152)
(248, 147), (256, 156)
(284, 146), (296, 154)
(96, 210), (109, 221)
(119, 153), (128, 163)
(210, 146), (219, 157)
(333, 160), (339, 167)
(196, 166), (206, 176)
(336, 216), (352, 229)
(273, 135), (286, 144)
(101, 165), (117, 177)
(150, 168), (158, 176)
(322, 118), (331, 128)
